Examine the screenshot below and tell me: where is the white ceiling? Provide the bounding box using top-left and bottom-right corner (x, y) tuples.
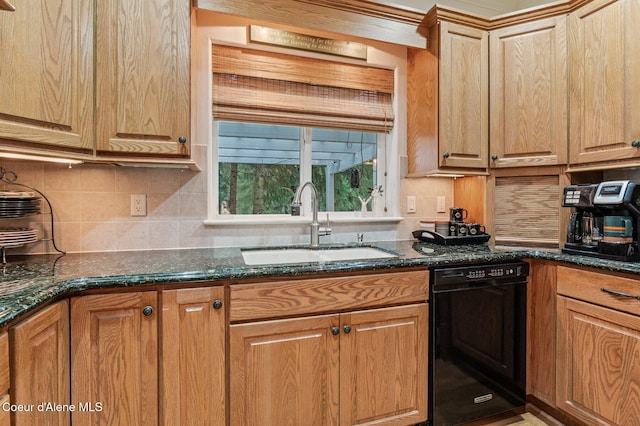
(383, 0), (552, 16)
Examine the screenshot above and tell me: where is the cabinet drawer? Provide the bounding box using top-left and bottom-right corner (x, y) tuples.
(230, 270), (428, 322)
(0, 333), (8, 395)
(557, 266), (640, 316)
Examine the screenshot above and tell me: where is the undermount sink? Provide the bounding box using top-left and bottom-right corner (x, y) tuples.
(241, 246), (398, 266)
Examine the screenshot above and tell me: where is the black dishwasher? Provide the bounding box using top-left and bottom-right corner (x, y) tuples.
(428, 261), (529, 426)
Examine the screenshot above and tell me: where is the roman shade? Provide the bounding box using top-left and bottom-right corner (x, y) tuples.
(212, 44), (395, 132)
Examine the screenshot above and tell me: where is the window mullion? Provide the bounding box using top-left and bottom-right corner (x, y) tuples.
(300, 127), (313, 217)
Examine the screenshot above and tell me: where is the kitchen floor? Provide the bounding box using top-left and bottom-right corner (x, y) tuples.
(462, 406), (566, 426)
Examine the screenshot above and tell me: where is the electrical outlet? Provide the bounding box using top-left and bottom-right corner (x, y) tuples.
(406, 195), (417, 214)
(131, 194), (147, 217)
(437, 196), (446, 213)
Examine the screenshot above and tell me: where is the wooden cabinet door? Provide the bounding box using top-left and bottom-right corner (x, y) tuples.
(0, 333), (8, 426)
(568, 0), (640, 165)
(0, 0), (93, 152)
(526, 261), (557, 407)
(71, 292), (158, 426)
(490, 16), (568, 168)
(161, 287), (225, 426)
(438, 21), (488, 170)
(340, 304), (428, 426)
(557, 296), (640, 425)
(229, 314), (340, 426)
(10, 300), (70, 426)
(95, 0), (190, 156)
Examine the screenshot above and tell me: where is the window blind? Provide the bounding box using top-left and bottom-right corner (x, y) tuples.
(212, 45), (394, 132)
(494, 175), (560, 246)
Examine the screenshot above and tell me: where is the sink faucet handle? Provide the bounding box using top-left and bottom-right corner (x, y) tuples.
(320, 213), (332, 236)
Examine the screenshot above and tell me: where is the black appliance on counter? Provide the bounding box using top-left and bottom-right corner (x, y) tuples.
(422, 261), (529, 426)
(562, 180), (640, 261)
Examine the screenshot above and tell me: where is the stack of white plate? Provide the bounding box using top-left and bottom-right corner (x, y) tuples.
(0, 227), (39, 248)
(0, 191), (41, 218)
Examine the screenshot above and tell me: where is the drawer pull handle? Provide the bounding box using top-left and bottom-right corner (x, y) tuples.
(600, 287), (640, 300)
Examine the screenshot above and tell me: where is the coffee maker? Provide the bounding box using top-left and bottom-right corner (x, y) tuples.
(562, 180), (640, 261)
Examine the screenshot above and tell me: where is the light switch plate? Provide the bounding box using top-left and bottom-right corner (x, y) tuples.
(407, 195), (417, 214)
(437, 196), (446, 213)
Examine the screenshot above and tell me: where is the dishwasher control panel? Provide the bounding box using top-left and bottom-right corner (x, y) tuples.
(431, 261), (530, 290)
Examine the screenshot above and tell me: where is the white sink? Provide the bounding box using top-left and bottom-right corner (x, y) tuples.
(241, 246), (397, 265)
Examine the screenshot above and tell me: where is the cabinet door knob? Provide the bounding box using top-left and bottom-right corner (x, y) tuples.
(632, 140), (640, 148)
(331, 326), (340, 336)
(142, 306), (154, 317)
(442, 151), (450, 159)
(491, 154), (498, 161)
(343, 325), (351, 334)
(178, 136), (187, 144)
(212, 299), (223, 310)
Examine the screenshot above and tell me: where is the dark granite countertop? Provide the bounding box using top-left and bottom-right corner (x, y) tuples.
(1, 239), (640, 329)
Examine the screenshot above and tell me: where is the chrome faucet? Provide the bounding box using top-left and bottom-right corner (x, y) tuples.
(291, 181), (331, 247)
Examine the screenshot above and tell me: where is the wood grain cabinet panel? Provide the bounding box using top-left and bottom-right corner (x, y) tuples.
(230, 314), (341, 426)
(0, 394), (8, 426)
(0, 332), (8, 396)
(95, 0), (190, 156)
(407, 16), (488, 175)
(71, 292), (158, 426)
(161, 287), (225, 426)
(230, 271), (428, 425)
(568, 0), (640, 165)
(340, 304), (428, 426)
(557, 266), (640, 425)
(0, 332), (8, 426)
(489, 16), (568, 168)
(557, 296), (640, 425)
(10, 301), (70, 426)
(526, 261), (557, 407)
(0, 0), (93, 152)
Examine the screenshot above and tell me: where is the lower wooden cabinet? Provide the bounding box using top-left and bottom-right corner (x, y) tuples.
(161, 287), (226, 426)
(0, 332), (9, 426)
(10, 300), (70, 426)
(70, 287), (227, 426)
(230, 303), (428, 426)
(230, 314), (340, 425)
(339, 304), (428, 426)
(526, 260), (557, 406)
(71, 292), (159, 426)
(556, 266), (640, 425)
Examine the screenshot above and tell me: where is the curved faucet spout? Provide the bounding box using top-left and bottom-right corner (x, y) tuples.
(291, 181), (331, 247)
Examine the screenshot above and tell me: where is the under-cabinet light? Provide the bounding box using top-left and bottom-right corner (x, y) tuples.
(0, 152), (84, 165)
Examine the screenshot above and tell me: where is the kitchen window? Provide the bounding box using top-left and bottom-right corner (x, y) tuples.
(208, 44), (399, 224)
(216, 121), (384, 216)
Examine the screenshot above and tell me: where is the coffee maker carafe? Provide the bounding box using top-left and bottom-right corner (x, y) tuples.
(562, 183), (601, 255)
(562, 181), (640, 261)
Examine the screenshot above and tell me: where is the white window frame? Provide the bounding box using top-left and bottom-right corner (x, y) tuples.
(206, 122), (401, 225)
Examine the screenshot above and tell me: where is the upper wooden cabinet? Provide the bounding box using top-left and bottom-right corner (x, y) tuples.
(568, 0), (640, 166)
(0, 0), (94, 153)
(408, 16), (489, 175)
(95, 0), (190, 157)
(0, 0), (190, 161)
(489, 16), (568, 168)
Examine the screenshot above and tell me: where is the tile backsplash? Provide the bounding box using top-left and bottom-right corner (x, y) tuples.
(0, 144), (454, 254)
